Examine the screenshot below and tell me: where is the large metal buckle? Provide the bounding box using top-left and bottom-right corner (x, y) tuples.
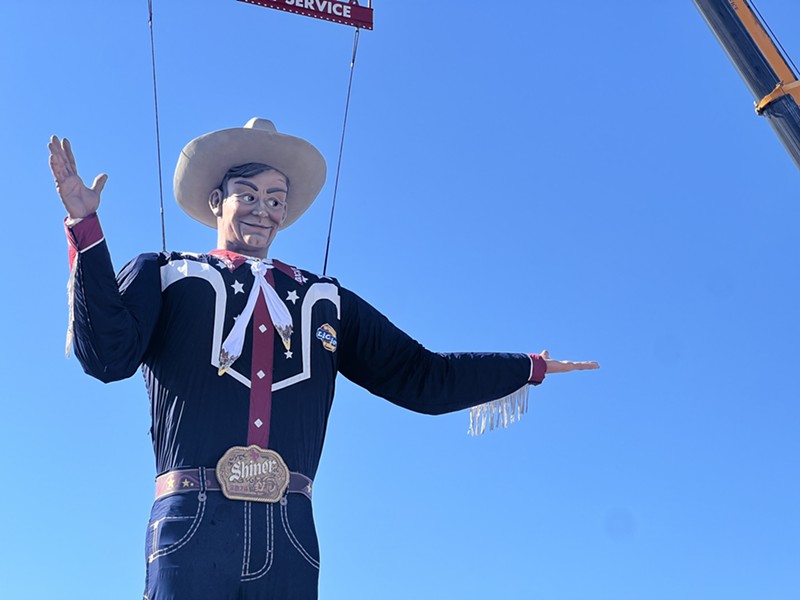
(216, 445), (290, 503)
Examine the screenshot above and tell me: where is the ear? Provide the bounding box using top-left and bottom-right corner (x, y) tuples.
(208, 188), (224, 217)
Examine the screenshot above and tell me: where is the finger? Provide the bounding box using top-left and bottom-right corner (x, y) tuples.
(543, 359), (600, 374)
(540, 349), (550, 360)
(49, 152), (68, 181)
(48, 153), (60, 177)
(91, 173), (108, 195)
(48, 136), (65, 162)
(63, 138), (78, 174)
(49, 137), (72, 176)
(569, 361), (600, 370)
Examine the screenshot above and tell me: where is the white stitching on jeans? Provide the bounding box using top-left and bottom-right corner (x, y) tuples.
(241, 501), (251, 576)
(241, 504), (274, 581)
(148, 495), (206, 563)
(148, 469), (208, 563)
(151, 515), (194, 554)
(280, 502), (319, 569)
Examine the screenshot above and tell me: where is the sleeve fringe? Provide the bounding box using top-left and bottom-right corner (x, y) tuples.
(65, 259), (77, 358)
(468, 385), (529, 436)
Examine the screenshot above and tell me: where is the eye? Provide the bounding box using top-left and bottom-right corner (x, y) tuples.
(242, 194), (255, 204)
(267, 198), (282, 208)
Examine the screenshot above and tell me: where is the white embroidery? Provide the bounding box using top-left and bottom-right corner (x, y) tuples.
(160, 259), (340, 391)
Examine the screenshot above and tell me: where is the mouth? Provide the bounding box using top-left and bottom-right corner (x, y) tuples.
(242, 222), (274, 231)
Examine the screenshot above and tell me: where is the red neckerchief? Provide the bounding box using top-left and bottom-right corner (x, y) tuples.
(208, 250), (306, 286)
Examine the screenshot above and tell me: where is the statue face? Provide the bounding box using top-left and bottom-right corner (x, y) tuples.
(212, 169), (289, 257)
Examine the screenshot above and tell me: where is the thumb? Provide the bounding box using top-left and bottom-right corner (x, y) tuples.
(91, 173), (108, 195)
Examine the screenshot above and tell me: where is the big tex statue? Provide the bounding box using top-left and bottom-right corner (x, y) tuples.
(49, 118), (599, 599)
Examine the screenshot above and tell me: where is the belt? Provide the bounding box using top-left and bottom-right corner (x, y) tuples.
(155, 467), (313, 502)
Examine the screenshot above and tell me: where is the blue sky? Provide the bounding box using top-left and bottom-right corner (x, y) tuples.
(2, 1), (799, 598)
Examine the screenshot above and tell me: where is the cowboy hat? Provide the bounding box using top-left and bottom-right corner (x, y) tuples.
(174, 118), (327, 229)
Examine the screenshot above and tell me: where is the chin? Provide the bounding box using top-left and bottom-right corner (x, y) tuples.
(241, 236), (273, 255)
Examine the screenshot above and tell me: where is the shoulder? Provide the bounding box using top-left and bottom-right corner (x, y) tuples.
(271, 258), (340, 288)
(121, 250), (208, 270)
(119, 251), (222, 287)
(118, 251), (163, 276)
(130, 251), (235, 269)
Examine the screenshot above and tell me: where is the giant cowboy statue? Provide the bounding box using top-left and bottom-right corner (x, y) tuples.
(49, 119), (599, 599)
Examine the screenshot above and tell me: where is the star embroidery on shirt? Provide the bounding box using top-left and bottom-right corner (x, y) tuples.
(233, 313), (241, 322)
(182, 479), (192, 488)
(286, 290), (299, 304)
(216, 260), (228, 270)
(231, 280), (245, 294)
(284, 350), (293, 359)
(166, 477), (175, 489)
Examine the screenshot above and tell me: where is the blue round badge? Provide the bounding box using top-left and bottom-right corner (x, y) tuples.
(315, 323), (338, 352)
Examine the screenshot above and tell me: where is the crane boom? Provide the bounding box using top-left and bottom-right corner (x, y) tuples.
(694, 0), (800, 169)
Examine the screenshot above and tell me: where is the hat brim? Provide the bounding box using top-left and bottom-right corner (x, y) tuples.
(174, 126), (327, 230)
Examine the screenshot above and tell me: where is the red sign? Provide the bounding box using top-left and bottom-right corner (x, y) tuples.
(238, 0), (374, 30)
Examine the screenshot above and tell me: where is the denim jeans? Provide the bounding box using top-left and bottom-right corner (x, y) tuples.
(144, 476), (320, 599)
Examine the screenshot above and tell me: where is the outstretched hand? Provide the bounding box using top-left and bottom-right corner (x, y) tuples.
(48, 136), (107, 219)
(541, 349), (600, 374)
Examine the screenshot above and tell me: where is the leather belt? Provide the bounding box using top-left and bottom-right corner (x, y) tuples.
(155, 467), (313, 502)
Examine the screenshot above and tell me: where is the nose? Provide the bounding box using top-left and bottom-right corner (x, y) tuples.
(250, 199), (287, 223)
(251, 199), (274, 216)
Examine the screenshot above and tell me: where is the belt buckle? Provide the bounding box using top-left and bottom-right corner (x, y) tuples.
(216, 445), (290, 503)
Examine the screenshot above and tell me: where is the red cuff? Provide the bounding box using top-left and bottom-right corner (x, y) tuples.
(65, 213), (104, 267)
(528, 354), (547, 385)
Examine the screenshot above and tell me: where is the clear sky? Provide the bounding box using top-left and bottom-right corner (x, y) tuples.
(2, 1), (799, 598)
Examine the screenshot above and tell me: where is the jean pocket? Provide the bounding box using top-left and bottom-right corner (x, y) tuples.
(279, 498), (320, 569)
(147, 493), (207, 564)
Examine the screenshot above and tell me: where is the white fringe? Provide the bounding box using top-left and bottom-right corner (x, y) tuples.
(468, 385), (530, 436)
(65, 259), (77, 358)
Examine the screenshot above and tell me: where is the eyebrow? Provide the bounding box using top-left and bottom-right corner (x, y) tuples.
(231, 179), (288, 195)
(231, 179), (258, 191)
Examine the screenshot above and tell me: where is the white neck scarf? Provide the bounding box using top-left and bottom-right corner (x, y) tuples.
(218, 259), (293, 375)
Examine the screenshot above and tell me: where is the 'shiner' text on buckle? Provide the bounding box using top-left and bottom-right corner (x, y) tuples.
(216, 445), (290, 503)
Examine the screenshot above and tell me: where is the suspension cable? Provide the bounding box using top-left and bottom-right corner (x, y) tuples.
(323, 27), (361, 276)
(147, 1), (362, 259)
(750, 0), (799, 77)
(147, 0), (168, 252)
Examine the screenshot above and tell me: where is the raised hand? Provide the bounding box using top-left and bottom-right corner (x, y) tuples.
(541, 349), (600, 374)
(48, 136), (108, 219)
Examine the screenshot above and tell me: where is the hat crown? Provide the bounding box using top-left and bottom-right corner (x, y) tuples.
(244, 117), (277, 133)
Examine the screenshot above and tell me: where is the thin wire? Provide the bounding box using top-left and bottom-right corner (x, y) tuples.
(148, 0), (168, 252)
(323, 27), (360, 276)
(750, 0), (799, 77)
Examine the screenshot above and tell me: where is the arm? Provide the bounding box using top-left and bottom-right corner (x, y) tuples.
(337, 287), (535, 415)
(52, 135), (162, 382)
(67, 217), (163, 382)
